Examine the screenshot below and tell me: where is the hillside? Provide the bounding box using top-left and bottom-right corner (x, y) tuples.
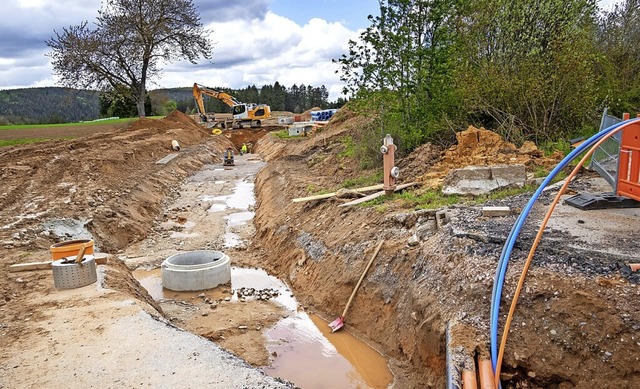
(0, 87), (100, 124)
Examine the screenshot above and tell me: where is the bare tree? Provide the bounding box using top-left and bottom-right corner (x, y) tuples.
(46, 0), (212, 117)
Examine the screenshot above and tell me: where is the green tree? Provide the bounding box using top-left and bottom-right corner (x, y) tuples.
(460, 0), (600, 143)
(597, 0), (640, 115)
(335, 0), (464, 152)
(46, 0), (212, 118)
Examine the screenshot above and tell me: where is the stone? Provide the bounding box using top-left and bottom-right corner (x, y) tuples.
(407, 234), (420, 247)
(442, 164), (526, 196)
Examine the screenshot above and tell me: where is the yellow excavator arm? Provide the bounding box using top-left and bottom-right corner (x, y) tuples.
(193, 83), (242, 109)
(192, 82), (271, 128)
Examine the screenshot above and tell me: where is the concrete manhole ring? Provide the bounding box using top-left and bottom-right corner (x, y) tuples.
(161, 250), (231, 291)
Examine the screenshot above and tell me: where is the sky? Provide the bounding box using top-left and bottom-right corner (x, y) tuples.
(0, 0), (623, 102)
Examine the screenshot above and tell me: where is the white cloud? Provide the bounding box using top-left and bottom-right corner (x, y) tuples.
(159, 12), (358, 100)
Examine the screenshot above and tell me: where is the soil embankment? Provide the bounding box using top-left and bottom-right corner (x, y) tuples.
(252, 119), (640, 388)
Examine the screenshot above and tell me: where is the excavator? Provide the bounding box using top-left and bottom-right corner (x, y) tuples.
(192, 83), (271, 129)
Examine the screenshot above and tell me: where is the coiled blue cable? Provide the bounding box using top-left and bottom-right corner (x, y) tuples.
(489, 119), (638, 374)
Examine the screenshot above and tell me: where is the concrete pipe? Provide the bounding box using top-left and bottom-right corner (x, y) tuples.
(161, 250), (231, 291)
(171, 140), (181, 151)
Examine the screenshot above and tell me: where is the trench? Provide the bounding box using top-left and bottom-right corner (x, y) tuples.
(130, 154), (394, 389)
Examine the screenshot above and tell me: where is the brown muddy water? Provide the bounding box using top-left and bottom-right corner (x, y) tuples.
(133, 267), (393, 388)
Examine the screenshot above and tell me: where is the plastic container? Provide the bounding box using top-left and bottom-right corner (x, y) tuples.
(49, 239), (94, 261)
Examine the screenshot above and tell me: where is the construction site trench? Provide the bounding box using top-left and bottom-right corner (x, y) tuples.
(1, 110), (639, 388)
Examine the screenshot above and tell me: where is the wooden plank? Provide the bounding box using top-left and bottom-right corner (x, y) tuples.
(338, 190), (386, 207)
(9, 253), (110, 272)
(338, 182), (418, 207)
(156, 153), (179, 165)
(9, 261), (52, 272)
(292, 184), (385, 203)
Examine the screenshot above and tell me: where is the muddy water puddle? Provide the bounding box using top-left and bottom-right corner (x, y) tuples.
(133, 267), (393, 388)
(198, 178), (255, 248)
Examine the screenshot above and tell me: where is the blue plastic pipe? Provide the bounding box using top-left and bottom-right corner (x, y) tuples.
(489, 119), (640, 374)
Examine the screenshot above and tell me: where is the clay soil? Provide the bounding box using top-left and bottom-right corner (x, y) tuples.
(1, 109), (639, 388)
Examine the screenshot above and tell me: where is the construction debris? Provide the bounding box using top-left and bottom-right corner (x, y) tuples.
(292, 184), (384, 203)
(338, 182), (418, 207)
(482, 206), (511, 217)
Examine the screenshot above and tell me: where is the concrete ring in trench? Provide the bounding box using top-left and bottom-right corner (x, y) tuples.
(161, 250), (231, 291)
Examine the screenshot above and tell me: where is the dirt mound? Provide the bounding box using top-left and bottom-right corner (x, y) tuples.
(418, 126), (562, 188)
(0, 114), (232, 253)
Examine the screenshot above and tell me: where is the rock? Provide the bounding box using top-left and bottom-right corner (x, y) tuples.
(238, 325), (248, 330)
(224, 297), (231, 302)
(407, 234), (420, 246)
(201, 312), (209, 317)
(442, 164), (526, 196)
(209, 303), (218, 309)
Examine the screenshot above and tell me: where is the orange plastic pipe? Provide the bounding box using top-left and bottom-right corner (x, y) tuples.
(494, 125), (628, 385)
(630, 263), (640, 272)
(462, 369), (478, 389)
(478, 358), (496, 389)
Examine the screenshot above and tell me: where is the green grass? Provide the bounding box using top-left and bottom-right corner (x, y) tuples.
(0, 138), (58, 147)
(363, 189), (462, 210)
(339, 171), (383, 189)
(358, 182), (547, 210)
(0, 117), (137, 131)
(338, 136), (356, 159)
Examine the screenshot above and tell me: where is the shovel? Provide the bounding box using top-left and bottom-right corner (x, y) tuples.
(329, 240), (384, 332)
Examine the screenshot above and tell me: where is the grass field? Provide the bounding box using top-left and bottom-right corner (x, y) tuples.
(0, 117), (152, 147)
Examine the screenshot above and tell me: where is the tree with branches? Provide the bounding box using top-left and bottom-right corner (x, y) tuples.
(46, 0), (212, 117)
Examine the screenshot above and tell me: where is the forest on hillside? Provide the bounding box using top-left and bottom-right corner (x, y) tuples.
(0, 88), (101, 125)
(0, 82), (344, 125)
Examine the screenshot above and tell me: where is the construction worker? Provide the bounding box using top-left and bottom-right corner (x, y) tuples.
(241, 143), (248, 155)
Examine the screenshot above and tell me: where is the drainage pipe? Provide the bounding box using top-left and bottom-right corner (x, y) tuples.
(446, 322), (457, 389)
(489, 119), (636, 374)
(462, 369), (478, 389)
(171, 140), (181, 151)
(478, 358), (496, 389)
(493, 121), (634, 384)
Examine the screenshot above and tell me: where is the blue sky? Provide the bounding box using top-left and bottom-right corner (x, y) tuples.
(270, 0), (380, 29)
(0, 0), (624, 101)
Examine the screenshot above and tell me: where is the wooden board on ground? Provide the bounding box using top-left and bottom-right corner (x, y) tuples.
(9, 253), (110, 272)
(292, 184), (385, 203)
(156, 153), (179, 165)
(338, 182), (418, 207)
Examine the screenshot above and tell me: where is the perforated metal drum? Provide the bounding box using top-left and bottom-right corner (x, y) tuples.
(51, 255), (97, 289)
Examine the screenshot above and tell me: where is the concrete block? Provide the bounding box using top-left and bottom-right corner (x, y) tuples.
(482, 206), (511, 217)
(442, 164), (526, 196)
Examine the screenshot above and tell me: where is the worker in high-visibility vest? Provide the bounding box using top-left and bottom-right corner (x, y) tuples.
(241, 143), (248, 155)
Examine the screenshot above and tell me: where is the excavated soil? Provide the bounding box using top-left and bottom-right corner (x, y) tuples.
(1, 109), (639, 388)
